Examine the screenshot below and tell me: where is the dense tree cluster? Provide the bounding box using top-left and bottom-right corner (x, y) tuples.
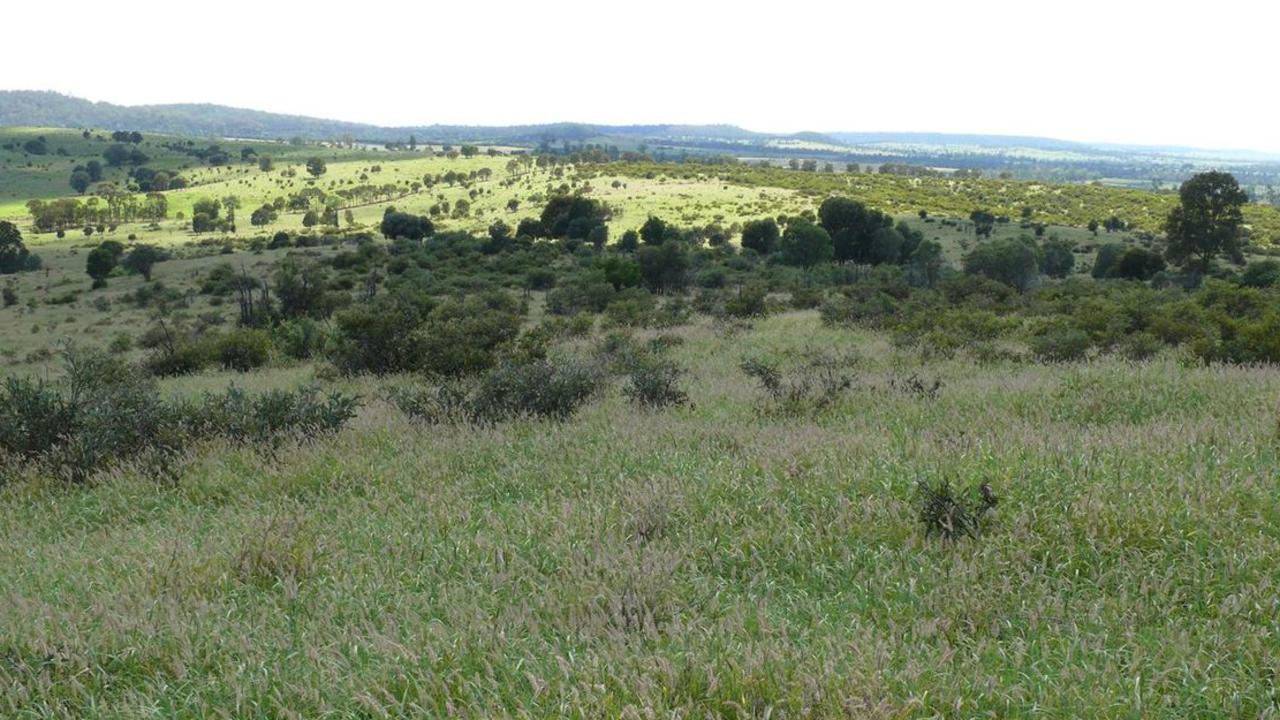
(380, 208), (435, 241)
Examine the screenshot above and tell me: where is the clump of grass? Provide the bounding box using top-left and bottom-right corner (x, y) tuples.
(234, 512), (323, 590)
(915, 478), (999, 540)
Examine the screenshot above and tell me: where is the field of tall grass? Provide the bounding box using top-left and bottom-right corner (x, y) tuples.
(2, 312), (1277, 717)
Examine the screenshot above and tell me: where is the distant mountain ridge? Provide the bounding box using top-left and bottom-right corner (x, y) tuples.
(3, 90), (1278, 164)
(0, 91), (829, 147)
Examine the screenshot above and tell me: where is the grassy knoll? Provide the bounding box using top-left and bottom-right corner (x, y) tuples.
(1, 313), (1278, 717)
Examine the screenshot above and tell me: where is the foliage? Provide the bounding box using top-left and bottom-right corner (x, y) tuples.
(739, 348), (857, 414)
(0, 221), (28, 274)
(778, 219), (833, 268)
(962, 236), (1039, 292)
(393, 357), (601, 424)
(1164, 171), (1248, 273)
(622, 355), (689, 409)
(915, 479), (998, 540)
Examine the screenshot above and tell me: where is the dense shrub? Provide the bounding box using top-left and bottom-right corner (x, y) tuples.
(418, 294), (524, 377)
(215, 329), (273, 371)
(142, 333), (218, 377)
(393, 357), (601, 424)
(2, 350), (161, 478)
(274, 318), (329, 360)
(330, 292), (433, 375)
(1030, 324), (1091, 363)
(722, 283), (769, 318)
(0, 348), (358, 482)
(472, 358), (599, 421)
(331, 288), (522, 377)
(962, 236), (1039, 292)
(182, 385), (359, 444)
(789, 286), (824, 310)
(1239, 260), (1280, 288)
(623, 355), (689, 409)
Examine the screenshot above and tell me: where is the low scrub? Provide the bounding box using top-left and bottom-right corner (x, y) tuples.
(739, 348), (858, 414)
(915, 478), (999, 541)
(622, 355), (689, 409)
(392, 357), (602, 424)
(0, 348), (358, 482)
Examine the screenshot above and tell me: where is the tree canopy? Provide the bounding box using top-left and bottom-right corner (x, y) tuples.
(1164, 171), (1248, 273)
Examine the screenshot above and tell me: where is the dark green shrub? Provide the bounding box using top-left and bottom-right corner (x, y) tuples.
(331, 292), (433, 375)
(723, 283), (769, 318)
(1119, 332), (1162, 361)
(789, 286), (824, 310)
(1030, 324), (1091, 363)
(962, 236), (1038, 292)
(143, 335), (217, 377)
(182, 385), (359, 444)
(1113, 247), (1166, 281)
(417, 294), (523, 377)
(275, 318), (329, 360)
(388, 381), (474, 425)
(470, 358), (600, 422)
(0, 377), (75, 461)
(602, 289), (658, 328)
(216, 329), (272, 371)
(0, 348), (183, 482)
(819, 291), (899, 328)
(1239, 260), (1280, 288)
(393, 357), (601, 424)
(545, 273), (616, 315)
(623, 356), (689, 409)
(915, 479), (998, 540)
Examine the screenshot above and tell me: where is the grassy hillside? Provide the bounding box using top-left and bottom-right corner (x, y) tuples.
(3, 119), (1280, 718)
(6, 126), (1278, 255)
(602, 161), (1280, 244)
(2, 314), (1278, 717)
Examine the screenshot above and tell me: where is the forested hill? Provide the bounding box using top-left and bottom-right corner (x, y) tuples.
(0, 91), (817, 146)
(0, 91), (380, 141)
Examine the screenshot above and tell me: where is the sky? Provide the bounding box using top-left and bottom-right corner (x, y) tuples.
(3, 0), (1278, 152)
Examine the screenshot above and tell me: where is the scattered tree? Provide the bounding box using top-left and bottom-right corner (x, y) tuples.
(1164, 171), (1248, 273)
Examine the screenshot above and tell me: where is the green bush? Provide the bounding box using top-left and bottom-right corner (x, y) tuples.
(331, 292), (433, 375)
(1239, 260), (1280, 288)
(393, 357), (601, 424)
(417, 294), (524, 377)
(182, 385), (359, 444)
(0, 348), (182, 481)
(789, 286), (824, 310)
(216, 329), (272, 371)
(143, 336), (218, 377)
(722, 283), (769, 318)
(1029, 324), (1091, 363)
(275, 318), (329, 360)
(1118, 332), (1162, 362)
(623, 355), (689, 409)
(0, 348), (359, 482)
(470, 358), (600, 422)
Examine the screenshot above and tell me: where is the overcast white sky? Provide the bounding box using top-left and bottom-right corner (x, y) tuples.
(3, 0), (1277, 152)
